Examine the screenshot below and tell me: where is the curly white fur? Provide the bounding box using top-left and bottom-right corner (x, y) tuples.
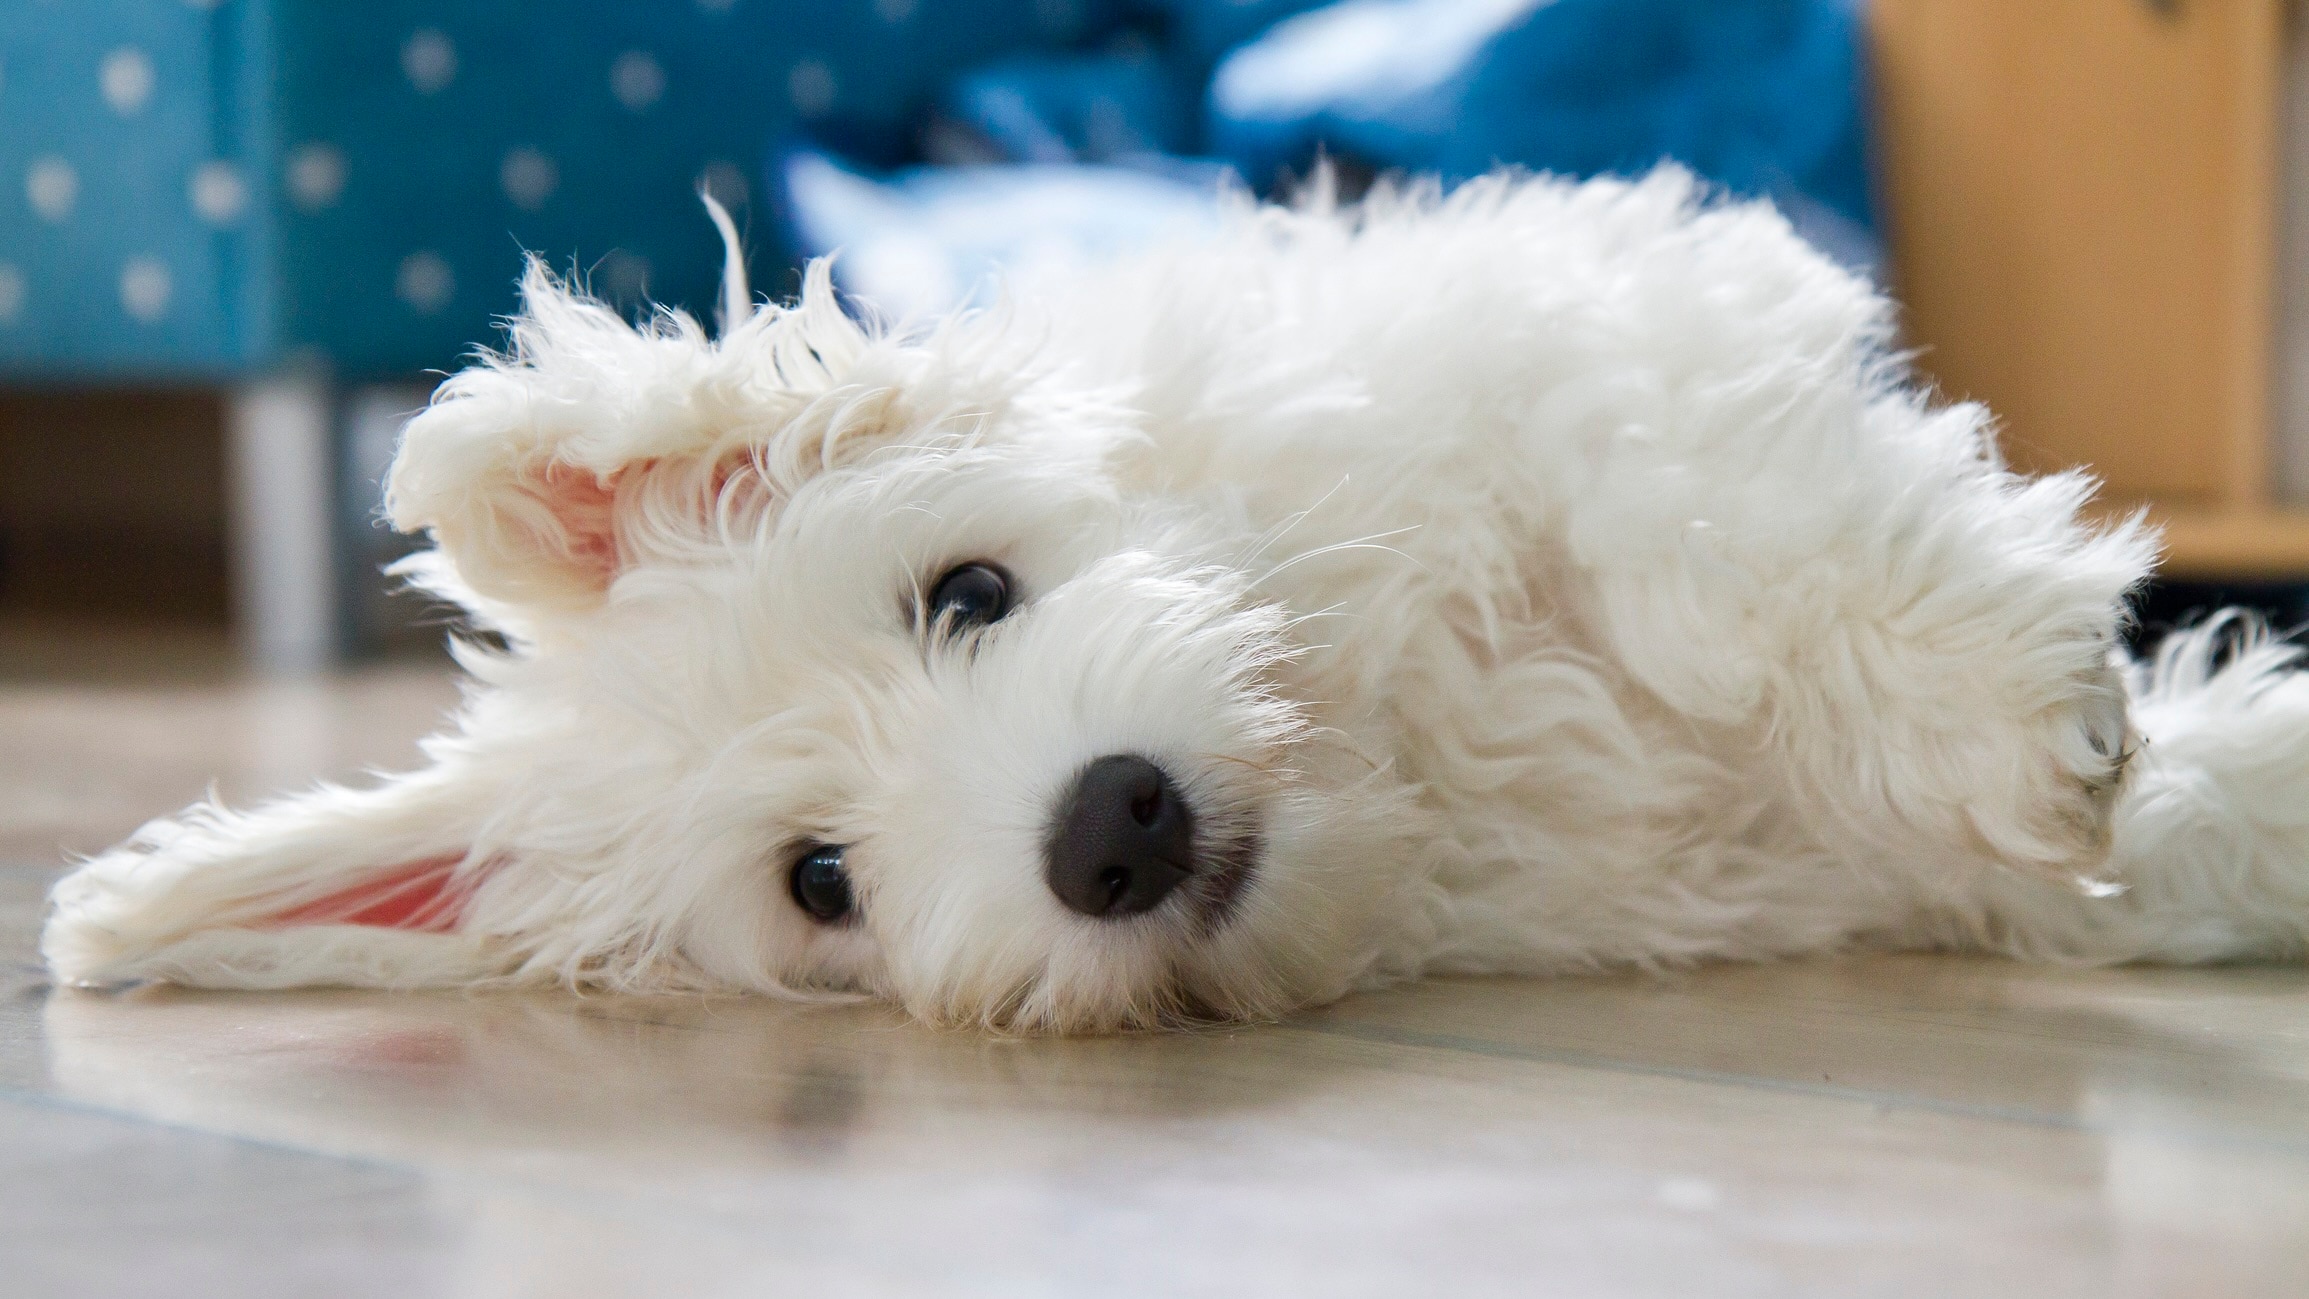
(43, 169), (2309, 1032)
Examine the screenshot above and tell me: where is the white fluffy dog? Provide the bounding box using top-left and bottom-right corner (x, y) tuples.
(43, 171), (2309, 1031)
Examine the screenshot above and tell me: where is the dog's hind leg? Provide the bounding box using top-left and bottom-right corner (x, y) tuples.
(1897, 619), (2309, 963)
(1559, 379), (2159, 884)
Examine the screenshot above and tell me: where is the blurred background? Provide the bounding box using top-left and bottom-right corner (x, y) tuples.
(0, 0), (2302, 677)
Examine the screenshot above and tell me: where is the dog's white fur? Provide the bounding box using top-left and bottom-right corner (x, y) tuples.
(43, 170), (2309, 1031)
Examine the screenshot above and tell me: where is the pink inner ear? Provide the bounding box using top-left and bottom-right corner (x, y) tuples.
(524, 455), (766, 595)
(536, 462), (626, 587)
(262, 855), (475, 932)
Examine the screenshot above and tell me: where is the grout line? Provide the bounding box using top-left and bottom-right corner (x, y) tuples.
(0, 1082), (435, 1178)
(0, 1080), (928, 1243)
(1286, 1017), (2309, 1161)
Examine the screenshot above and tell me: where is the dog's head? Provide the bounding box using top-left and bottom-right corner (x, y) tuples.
(47, 240), (1426, 1032)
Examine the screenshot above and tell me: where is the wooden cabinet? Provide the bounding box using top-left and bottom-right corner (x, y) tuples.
(1871, 0), (2305, 575)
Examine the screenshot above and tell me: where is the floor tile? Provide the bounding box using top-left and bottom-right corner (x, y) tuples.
(0, 1095), (455, 1299)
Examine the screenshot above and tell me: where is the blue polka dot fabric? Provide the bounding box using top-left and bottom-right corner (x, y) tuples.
(0, 0), (1115, 380)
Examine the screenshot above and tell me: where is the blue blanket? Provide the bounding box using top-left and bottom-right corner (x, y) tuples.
(779, 0), (1879, 312)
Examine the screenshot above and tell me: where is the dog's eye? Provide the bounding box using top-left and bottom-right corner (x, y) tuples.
(928, 562), (1010, 631)
(789, 844), (854, 925)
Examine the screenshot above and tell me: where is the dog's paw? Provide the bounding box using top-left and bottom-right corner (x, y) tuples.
(1809, 643), (2137, 878)
(1972, 655), (2135, 875)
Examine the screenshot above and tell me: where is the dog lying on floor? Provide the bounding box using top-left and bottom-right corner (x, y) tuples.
(43, 170), (2309, 1031)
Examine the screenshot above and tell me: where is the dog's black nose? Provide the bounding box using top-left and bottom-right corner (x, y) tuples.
(1046, 755), (1195, 919)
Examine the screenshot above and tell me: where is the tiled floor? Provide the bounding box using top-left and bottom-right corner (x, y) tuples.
(2, 624), (2307, 1296)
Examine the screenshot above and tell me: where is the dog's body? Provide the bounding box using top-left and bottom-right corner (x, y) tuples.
(44, 171), (2309, 1030)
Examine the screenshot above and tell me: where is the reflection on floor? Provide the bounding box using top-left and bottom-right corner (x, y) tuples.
(2, 622), (2306, 1296)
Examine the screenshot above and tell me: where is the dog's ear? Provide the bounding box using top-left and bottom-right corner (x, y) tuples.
(43, 770), (518, 990)
(384, 255), (906, 612)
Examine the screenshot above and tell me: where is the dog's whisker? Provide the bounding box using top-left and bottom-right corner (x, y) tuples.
(1199, 751), (1289, 777)
(1237, 473), (1353, 568)
(1252, 527), (1427, 587)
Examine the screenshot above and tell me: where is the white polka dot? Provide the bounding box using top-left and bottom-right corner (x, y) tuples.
(286, 143), (347, 211)
(26, 157), (78, 223)
(499, 147), (558, 211)
(402, 29), (457, 95)
(100, 47), (155, 116)
(610, 50), (665, 112)
(0, 264), (23, 325)
(597, 250), (652, 302)
(188, 160), (248, 225)
(1655, 1178), (1720, 1212)
(787, 59), (837, 116)
(395, 251), (454, 313)
(120, 257), (172, 323)
(873, 0), (916, 23)
(697, 160), (749, 210)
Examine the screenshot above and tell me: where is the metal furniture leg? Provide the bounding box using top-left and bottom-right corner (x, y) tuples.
(226, 375), (338, 674)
